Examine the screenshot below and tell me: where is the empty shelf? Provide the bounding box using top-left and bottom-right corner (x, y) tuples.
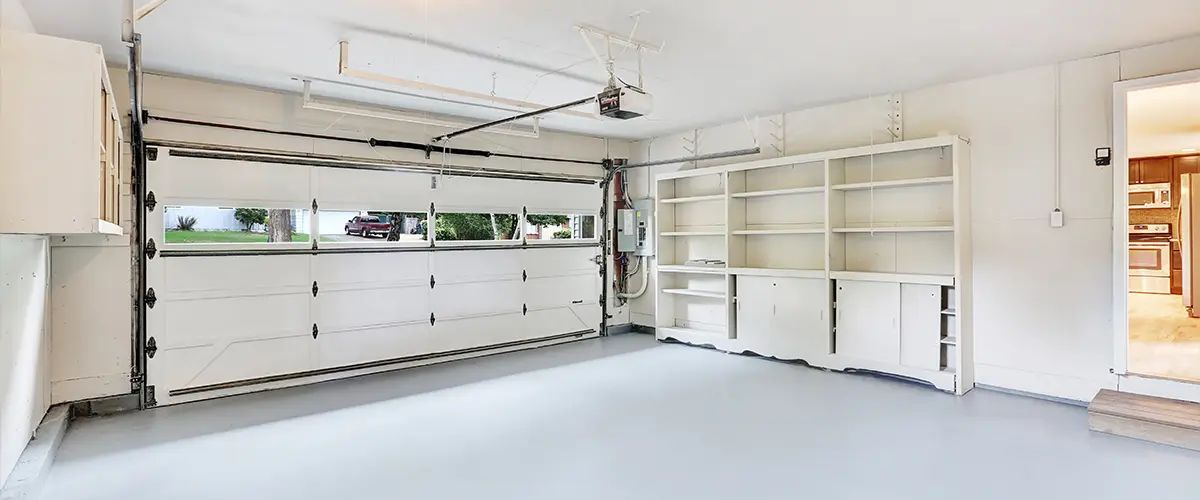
(733, 229), (824, 235)
(662, 289), (726, 299)
(831, 176), (953, 191)
(830, 271), (954, 286)
(728, 268), (825, 279)
(833, 226), (953, 233)
(732, 186), (824, 198)
(941, 336), (958, 345)
(661, 231), (725, 237)
(660, 194), (725, 204)
(658, 265), (727, 275)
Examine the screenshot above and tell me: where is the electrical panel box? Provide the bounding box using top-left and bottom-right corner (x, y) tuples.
(617, 200), (655, 256)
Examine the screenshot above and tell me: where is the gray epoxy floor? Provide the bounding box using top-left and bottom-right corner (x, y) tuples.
(43, 334), (1200, 500)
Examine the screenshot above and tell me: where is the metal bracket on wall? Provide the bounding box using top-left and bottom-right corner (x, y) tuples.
(145, 191), (157, 212)
(146, 337), (157, 358)
(144, 288), (157, 308)
(767, 115), (786, 156)
(145, 239), (157, 259)
(888, 94), (904, 142)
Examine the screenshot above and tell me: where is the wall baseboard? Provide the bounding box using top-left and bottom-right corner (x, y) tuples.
(0, 405), (70, 500)
(974, 363), (1116, 403)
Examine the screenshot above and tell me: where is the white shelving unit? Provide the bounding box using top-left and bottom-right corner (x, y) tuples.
(654, 135), (973, 395)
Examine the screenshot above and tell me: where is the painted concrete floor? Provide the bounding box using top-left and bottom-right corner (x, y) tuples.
(1129, 292), (1200, 383)
(43, 334), (1200, 500)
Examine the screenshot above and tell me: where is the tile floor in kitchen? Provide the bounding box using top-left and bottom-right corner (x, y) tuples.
(1129, 292), (1200, 383)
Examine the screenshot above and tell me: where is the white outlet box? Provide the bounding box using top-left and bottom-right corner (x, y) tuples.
(1050, 209), (1064, 228)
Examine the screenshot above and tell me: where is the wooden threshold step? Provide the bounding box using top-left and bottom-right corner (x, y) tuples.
(1088, 389), (1200, 452)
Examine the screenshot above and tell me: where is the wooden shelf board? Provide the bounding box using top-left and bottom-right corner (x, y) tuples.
(942, 309), (957, 315)
(732, 186), (824, 198)
(660, 194), (724, 204)
(661, 288), (726, 299)
(941, 336), (958, 345)
(95, 220), (123, 236)
(733, 229), (824, 235)
(728, 268), (825, 279)
(830, 271), (954, 286)
(658, 265), (727, 275)
(833, 226), (953, 233)
(660, 231), (725, 237)
(831, 176), (953, 191)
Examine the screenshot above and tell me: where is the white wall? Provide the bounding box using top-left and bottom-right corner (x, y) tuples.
(47, 66), (631, 404)
(0, 235), (50, 489)
(628, 34), (1200, 402)
(0, 0), (34, 33)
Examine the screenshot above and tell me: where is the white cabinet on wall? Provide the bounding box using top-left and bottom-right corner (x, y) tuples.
(0, 30), (124, 235)
(654, 135), (973, 395)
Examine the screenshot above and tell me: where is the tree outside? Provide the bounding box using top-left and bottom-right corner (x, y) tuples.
(267, 209), (293, 242)
(234, 208), (267, 231)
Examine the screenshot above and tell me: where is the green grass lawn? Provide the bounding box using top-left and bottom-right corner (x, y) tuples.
(165, 231), (316, 243)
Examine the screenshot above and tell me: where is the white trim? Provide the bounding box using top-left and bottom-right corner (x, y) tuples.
(976, 363), (1115, 403)
(1118, 374), (1200, 404)
(1112, 68), (1200, 377)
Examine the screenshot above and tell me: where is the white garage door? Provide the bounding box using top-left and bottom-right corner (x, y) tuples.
(144, 147), (602, 406)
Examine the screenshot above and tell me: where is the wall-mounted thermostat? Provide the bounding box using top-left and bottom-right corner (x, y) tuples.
(1095, 147), (1112, 167)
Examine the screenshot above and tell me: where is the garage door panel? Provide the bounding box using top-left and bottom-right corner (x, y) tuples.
(317, 286), (430, 331)
(521, 246), (597, 277)
(162, 293), (310, 341)
(432, 314), (524, 352)
(315, 323), (433, 369)
(525, 307), (595, 338)
(164, 255), (311, 293)
(525, 275), (595, 309)
(432, 250), (521, 280)
(317, 253), (430, 285)
(433, 281), (522, 318)
(316, 168), (432, 211)
(155, 151), (311, 206)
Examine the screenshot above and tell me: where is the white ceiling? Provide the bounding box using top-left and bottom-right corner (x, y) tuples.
(1129, 81), (1200, 157)
(23, 0), (1200, 140)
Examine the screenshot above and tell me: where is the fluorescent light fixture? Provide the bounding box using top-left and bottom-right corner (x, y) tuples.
(301, 81), (540, 139)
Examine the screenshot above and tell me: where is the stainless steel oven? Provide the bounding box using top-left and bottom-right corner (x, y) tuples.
(1129, 224), (1172, 294)
(1129, 183), (1171, 209)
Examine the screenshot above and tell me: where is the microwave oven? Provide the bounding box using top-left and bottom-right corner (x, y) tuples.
(1129, 183), (1171, 209)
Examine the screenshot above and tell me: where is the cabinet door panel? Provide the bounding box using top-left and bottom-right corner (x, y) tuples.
(835, 280), (900, 363)
(1141, 157), (1173, 184)
(736, 276), (827, 358)
(1129, 159), (1141, 185)
(900, 284), (941, 370)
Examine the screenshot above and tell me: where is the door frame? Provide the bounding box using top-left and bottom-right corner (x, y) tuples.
(1112, 68), (1200, 402)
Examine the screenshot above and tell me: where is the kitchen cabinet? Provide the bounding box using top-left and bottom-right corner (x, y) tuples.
(1173, 155), (1200, 208)
(0, 30), (123, 235)
(1129, 159), (1142, 185)
(1139, 157), (1174, 184)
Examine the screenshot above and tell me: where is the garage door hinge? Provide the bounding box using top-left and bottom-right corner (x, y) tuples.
(145, 386), (157, 408)
(312, 281), (319, 297)
(145, 238), (157, 259)
(523, 304), (528, 315)
(430, 275), (436, 288)
(146, 147), (158, 161)
(312, 324), (319, 339)
(312, 198), (318, 211)
(430, 313), (436, 326)
(522, 270), (527, 282)
(144, 288), (157, 308)
(145, 191), (157, 212)
(146, 337), (157, 358)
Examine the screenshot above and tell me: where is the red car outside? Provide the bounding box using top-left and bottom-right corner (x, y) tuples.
(345, 216), (391, 238)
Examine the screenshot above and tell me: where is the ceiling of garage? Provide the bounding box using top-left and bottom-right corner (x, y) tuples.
(23, 0), (1200, 140)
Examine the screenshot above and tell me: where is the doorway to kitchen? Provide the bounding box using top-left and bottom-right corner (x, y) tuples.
(1114, 69), (1200, 396)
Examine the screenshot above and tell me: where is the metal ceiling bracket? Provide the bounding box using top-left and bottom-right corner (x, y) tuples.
(888, 94), (904, 142)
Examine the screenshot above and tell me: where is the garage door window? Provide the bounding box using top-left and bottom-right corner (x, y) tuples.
(526, 213), (596, 241)
(435, 212), (522, 242)
(163, 206), (312, 244)
(318, 210), (429, 243)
